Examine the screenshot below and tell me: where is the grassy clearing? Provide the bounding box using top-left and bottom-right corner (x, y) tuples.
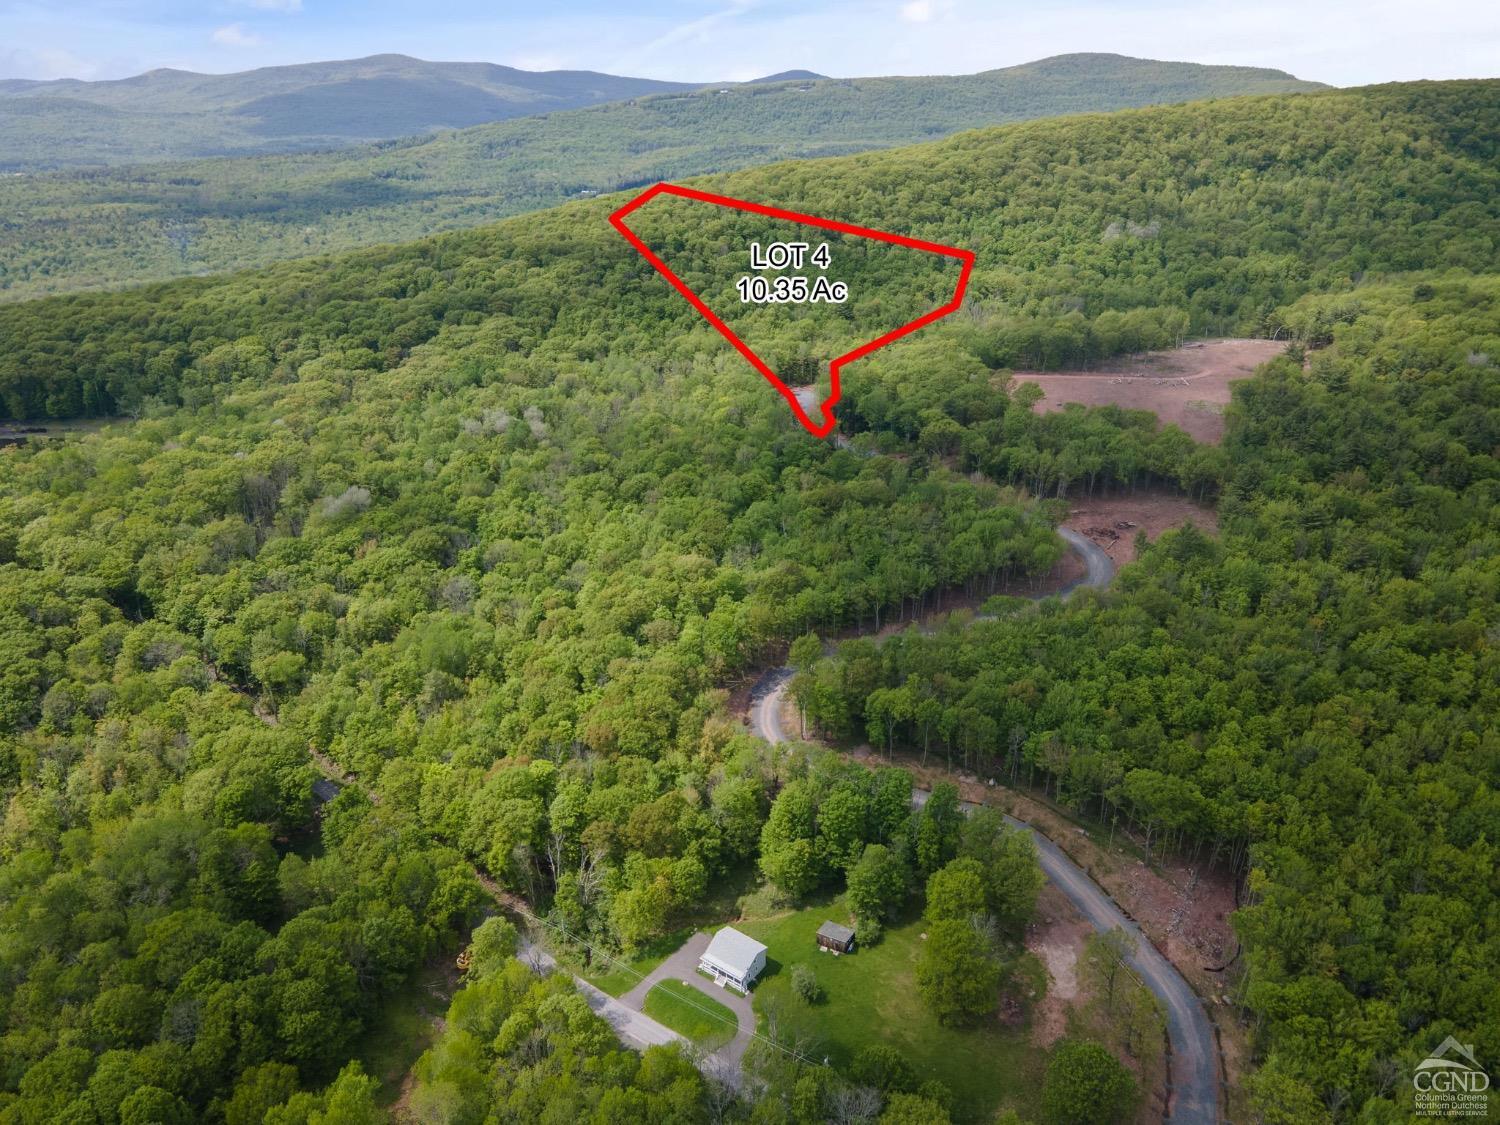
(738, 893), (1045, 1123)
(574, 929), (688, 996)
(642, 979), (738, 1050)
(354, 951), (460, 1106)
(565, 863), (763, 996)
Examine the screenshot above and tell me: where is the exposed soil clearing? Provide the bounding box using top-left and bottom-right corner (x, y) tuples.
(1028, 883), (1090, 1048)
(1062, 490), (1220, 567)
(1017, 338), (1285, 444)
(845, 738), (1241, 991)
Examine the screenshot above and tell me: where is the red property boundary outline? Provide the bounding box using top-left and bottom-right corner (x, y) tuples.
(609, 182), (975, 438)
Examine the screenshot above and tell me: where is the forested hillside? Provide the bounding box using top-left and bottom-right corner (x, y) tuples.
(0, 53), (701, 171)
(795, 276), (1500, 1118)
(2, 81), (1492, 426)
(0, 53), (1324, 301)
(0, 80), (1496, 1122)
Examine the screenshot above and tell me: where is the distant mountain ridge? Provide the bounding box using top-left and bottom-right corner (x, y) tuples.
(750, 70), (829, 84)
(1003, 51), (1305, 81)
(0, 52), (1326, 172)
(0, 53), (708, 168)
(0, 53), (1329, 300)
(0, 53), (704, 111)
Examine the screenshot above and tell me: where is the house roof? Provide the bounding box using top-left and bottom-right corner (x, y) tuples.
(701, 927), (766, 975)
(311, 778), (343, 804)
(817, 921), (855, 944)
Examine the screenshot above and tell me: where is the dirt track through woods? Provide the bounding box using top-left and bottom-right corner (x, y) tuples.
(748, 533), (1221, 1123)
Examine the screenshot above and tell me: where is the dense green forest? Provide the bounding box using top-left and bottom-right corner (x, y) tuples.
(0, 79), (1497, 1122)
(2, 80), (1492, 423)
(793, 276), (1500, 1120)
(0, 53), (1323, 301)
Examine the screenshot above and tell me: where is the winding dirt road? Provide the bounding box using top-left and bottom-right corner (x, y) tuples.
(748, 529), (1220, 1124)
(1057, 525), (1114, 592)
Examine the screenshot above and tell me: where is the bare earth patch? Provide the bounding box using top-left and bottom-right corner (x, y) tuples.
(1017, 338), (1285, 444)
(841, 749), (1250, 1114)
(1027, 884), (1092, 1049)
(1062, 490), (1220, 567)
(843, 742), (1242, 1011)
(1025, 878), (1174, 1122)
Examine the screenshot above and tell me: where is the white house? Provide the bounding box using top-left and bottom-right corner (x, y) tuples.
(698, 927), (767, 993)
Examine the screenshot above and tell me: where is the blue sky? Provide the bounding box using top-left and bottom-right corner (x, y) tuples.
(1, 0), (1495, 86)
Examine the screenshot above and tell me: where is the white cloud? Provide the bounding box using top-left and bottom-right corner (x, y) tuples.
(211, 23), (266, 48)
(608, 1), (754, 72)
(246, 0), (302, 10)
(899, 0), (953, 23)
(0, 46), (100, 80)
(508, 52), (567, 72)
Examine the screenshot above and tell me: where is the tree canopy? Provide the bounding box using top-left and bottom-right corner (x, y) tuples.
(0, 78), (1495, 1122)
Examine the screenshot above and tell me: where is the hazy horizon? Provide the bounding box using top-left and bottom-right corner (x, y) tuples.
(1, 0), (1495, 89)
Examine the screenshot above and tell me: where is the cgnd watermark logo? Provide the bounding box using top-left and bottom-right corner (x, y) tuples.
(1414, 1037), (1490, 1119)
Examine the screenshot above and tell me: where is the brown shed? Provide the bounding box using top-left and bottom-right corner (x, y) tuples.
(816, 921), (856, 954)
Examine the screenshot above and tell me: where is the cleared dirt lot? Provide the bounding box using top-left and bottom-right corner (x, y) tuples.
(1017, 338), (1285, 444)
(1027, 884), (1091, 1049)
(1063, 490), (1220, 567)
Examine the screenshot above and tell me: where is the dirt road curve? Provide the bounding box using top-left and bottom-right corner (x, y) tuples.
(1057, 526), (1114, 594)
(748, 532), (1220, 1124)
(749, 531), (1108, 745)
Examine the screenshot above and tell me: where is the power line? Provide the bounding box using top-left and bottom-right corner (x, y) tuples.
(300, 735), (818, 1067)
(318, 756), (910, 1083)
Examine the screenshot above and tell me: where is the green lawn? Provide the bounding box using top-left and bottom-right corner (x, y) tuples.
(642, 979), (738, 1050)
(576, 930), (687, 997)
(738, 894), (1046, 1123)
(572, 863), (764, 996)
